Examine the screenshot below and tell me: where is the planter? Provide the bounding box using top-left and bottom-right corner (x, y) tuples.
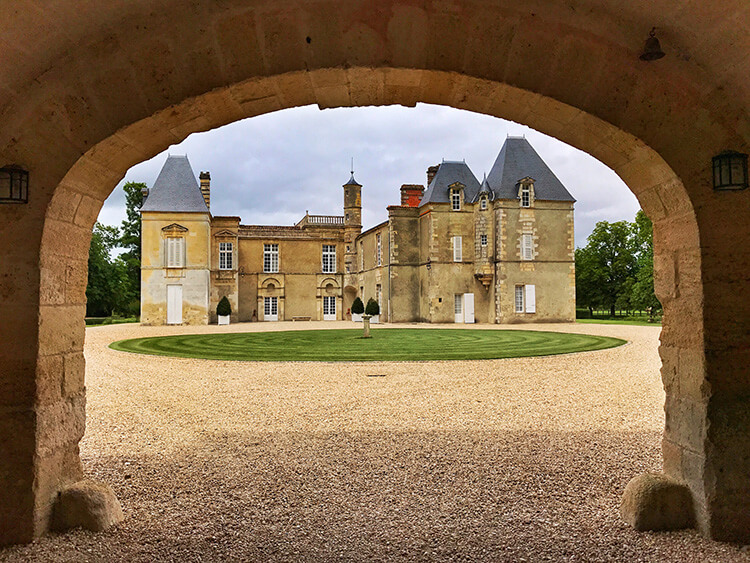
(369, 315), (380, 324)
(352, 313), (363, 322)
(218, 315), (230, 325)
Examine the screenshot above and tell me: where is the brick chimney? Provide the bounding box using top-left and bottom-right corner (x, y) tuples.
(199, 171), (210, 210)
(426, 165), (440, 187)
(400, 184), (425, 207)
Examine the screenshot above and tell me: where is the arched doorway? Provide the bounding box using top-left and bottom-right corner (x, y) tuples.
(0, 2), (748, 544)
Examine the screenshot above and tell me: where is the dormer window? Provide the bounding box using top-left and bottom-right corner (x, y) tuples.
(518, 178), (535, 208)
(521, 185), (530, 207)
(451, 188), (461, 211)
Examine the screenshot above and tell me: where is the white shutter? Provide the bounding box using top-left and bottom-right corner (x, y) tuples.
(525, 284), (536, 313)
(453, 236), (462, 261)
(463, 293), (474, 323)
(522, 234), (533, 261)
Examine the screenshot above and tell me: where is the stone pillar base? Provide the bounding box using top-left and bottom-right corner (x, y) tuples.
(52, 480), (124, 532)
(621, 472), (694, 532)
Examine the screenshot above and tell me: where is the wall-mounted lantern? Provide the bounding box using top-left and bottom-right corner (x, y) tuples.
(712, 151), (748, 191)
(0, 165), (29, 203)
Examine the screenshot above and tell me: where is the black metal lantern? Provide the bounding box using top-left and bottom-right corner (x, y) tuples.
(712, 151), (748, 191)
(0, 165), (29, 203)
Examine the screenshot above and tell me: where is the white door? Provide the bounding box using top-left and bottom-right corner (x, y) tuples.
(454, 294), (463, 323)
(323, 296), (336, 321)
(167, 285), (183, 325)
(463, 293), (475, 323)
(525, 285), (536, 313)
(264, 296), (278, 321)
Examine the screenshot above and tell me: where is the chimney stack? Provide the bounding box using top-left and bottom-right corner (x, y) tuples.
(400, 184), (425, 207)
(199, 171), (211, 210)
(426, 165), (439, 187)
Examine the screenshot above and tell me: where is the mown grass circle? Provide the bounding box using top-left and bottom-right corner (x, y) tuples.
(110, 328), (625, 362)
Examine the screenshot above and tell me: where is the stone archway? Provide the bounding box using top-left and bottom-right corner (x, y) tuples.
(0, 1), (748, 545)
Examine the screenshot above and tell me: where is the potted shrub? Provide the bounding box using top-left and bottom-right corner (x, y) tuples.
(365, 297), (380, 324)
(351, 297), (364, 322)
(217, 296), (231, 325)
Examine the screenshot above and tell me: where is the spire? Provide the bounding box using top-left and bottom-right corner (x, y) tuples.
(479, 172), (491, 192)
(344, 157), (361, 186)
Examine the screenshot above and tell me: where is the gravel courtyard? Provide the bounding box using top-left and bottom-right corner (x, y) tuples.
(2, 322), (747, 562)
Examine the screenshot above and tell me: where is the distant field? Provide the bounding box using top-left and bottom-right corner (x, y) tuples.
(110, 328), (626, 362)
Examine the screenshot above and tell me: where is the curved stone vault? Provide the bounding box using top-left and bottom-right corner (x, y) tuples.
(0, 0), (748, 545)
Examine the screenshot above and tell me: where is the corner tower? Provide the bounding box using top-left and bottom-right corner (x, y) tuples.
(343, 172), (362, 275)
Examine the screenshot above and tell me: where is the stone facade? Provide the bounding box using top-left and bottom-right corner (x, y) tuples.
(141, 139), (575, 325)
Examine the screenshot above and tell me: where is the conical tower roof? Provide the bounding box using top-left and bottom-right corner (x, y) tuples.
(486, 137), (575, 202)
(140, 155), (209, 213)
(343, 173), (361, 187)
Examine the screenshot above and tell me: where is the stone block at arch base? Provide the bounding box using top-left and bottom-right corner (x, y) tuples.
(51, 480), (124, 533)
(620, 473), (694, 532)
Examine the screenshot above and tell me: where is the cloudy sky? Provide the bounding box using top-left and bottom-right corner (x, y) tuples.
(97, 103), (640, 248)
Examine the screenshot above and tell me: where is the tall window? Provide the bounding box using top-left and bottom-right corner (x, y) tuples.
(481, 234), (488, 247)
(322, 244), (336, 273)
(516, 284), (536, 313)
(451, 189), (461, 211)
(521, 234), (533, 261)
(360, 241), (364, 270)
(263, 243), (279, 273)
(219, 242), (233, 270)
(166, 237), (185, 268)
(376, 233), (382, 266)
(453, 236), (462, 262)
(521, 184), (531, 207)
(376, 284), (382, 310)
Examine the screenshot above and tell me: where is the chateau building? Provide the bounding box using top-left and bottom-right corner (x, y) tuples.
(140, 137), (576, 325)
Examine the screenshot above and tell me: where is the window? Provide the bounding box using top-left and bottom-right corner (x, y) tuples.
(166, 237), (185, 268)
(376, 284), (382, 310)
(481, 234), (488, 247)
(515, 284), (536, 313)
(346, 264), (351, 273)
(376, 233), (382, 266)
(263, 243), (279, 273)
(454, 294), (463, 315)
(360, 241), (364, 270)
(480, 197), (487, 210)
(521, 184), (531, 207)
(322, 244), (336, 273)
(451, 189), (461, 211)
(521, 234), (533, 261)
(453, 236), (462, 262)
(219, 242), (233, 270)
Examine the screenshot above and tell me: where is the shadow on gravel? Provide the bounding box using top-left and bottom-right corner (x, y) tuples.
(2, 430), (747, 562)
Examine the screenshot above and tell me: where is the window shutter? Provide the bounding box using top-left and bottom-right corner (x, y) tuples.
(525, 284), (536, 313)
(453, 236), (462, 261)
(522, 234), (533, 260)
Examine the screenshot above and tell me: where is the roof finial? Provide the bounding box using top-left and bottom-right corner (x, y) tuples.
(350, 157), (354, 176)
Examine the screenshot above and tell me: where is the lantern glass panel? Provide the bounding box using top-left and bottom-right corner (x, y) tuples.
(0, 170), (10, 199)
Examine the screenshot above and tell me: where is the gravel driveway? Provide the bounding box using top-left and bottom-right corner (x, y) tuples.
(2, 322), (747, 562)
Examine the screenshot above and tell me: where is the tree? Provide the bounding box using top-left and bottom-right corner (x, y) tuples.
(119, 181), (146, 314)
(576, 220), (638, 316)
(86, 223), (128, 317)
(630, 210), (661, 316)
(351, 297), (364, 315)
(217, 296), (232, 316)
(365, 298), (380, 316)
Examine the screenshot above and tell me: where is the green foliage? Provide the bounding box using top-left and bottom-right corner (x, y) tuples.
(217, 296), (232, 316)
(365, 297), (380, 316)
(86, 222), (131, 317)
(110, 328), (626, 362)
(351, 297), (365, 314)
(86, 181), (147, 318)
(575, 210), (660, 317)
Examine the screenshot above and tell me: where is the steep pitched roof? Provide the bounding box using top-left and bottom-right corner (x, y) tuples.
(419, 161), (481, 207)
(486, 137), (575, 202)
(140, 155), (209, 213)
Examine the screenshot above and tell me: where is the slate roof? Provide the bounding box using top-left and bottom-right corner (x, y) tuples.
(343, 173), (361, 187)
(140, 155), (209, 213)
(486, 137), (575, 202)
(419, 161), (481, 207)
(474, 173), (494, 202)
